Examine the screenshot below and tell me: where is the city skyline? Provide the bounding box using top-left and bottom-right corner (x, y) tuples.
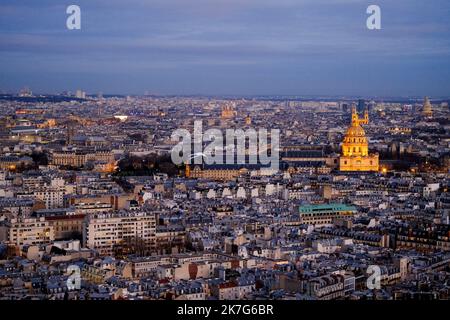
(0, 0), (449, 308)
(1, 0), (450, 96)
(0, 94), (448, 302)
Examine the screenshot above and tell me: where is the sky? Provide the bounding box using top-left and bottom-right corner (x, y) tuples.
(0, 0), (449, 96)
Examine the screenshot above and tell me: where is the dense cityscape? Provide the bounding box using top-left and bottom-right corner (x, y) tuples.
(0, 92), (448, 300)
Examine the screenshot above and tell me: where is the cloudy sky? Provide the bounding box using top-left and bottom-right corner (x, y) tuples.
(0, 0), (449, 96)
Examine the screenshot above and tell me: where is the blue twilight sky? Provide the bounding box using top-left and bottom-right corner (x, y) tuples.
(0, 0), (449, 96)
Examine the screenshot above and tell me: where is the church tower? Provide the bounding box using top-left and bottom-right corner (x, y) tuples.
(185, 162), (191, 178)
(245, 114), (252, 125)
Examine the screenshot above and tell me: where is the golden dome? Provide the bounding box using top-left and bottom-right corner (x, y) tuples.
(340, 107), (379, 172)
(422, 96), (433, 117)
(342, 123), (368, 156)
(343, 124), (368, 145)
(345, 124), (366, 138)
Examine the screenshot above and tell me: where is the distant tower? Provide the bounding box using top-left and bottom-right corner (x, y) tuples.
(221, 103), (236, 119)
(422, 96), (433, 118)
(351, 105), (359, 124)
(341, 103), (349, 113)
(66, 122), (76, 145)
(19, 87), (32, 97)
(75, 90), (86, 99)
(368, 100), (376, 113)
(97, 103), (102, 117)
(185, 162), (191, 178)
(357, 99), (366, 113)
(245, 114), (251, 125)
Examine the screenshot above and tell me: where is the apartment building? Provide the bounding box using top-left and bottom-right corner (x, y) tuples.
(51, 149), (114, 168)
(83, 211), (156, 255)
(33, 186), (65, 209)
(0, 217), (55, 246)
(299, 203), (357, 226)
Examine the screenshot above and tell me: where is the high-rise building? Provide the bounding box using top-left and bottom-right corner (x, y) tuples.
(75, 90), (86, 99)
(18, 87), (32, 97)
(357, 99), (366, 113)
(66, 122), (76, 145)
(368, 100), (376, 113)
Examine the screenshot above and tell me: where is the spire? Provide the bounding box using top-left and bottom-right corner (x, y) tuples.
(351, 105), (358, 126)
(245, 114), (251, 125)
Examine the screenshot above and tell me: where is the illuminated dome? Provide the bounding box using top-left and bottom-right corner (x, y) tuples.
(422, 96), (433, 118)
(339, 106), (378, 172)
(342, 123), (368, 156)
(344, 125), (367, 139)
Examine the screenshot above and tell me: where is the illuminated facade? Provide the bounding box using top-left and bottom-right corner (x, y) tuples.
(299, 203), (357, 226)
(1, 217), (54, 246)
(83, 211), (156, 255)
(221, 103), (236, 119)
(51, 149), (115, 170)
(187, 164), (248, 181)
(245, 114), (252, 125)
(422, 96), (433, 118)
(339, 107), (379, 172)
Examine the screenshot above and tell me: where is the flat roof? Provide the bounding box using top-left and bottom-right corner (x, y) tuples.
(299, 203), (357, 213)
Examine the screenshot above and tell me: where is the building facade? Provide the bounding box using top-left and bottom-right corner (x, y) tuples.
(83, 211), (156, 255)
(339, 106), (379, 172)
(0, 217), (54, 246)
(299, 203), (357, 226)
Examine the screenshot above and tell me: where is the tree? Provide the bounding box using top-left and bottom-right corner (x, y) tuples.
(113, 236), (152, 257)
